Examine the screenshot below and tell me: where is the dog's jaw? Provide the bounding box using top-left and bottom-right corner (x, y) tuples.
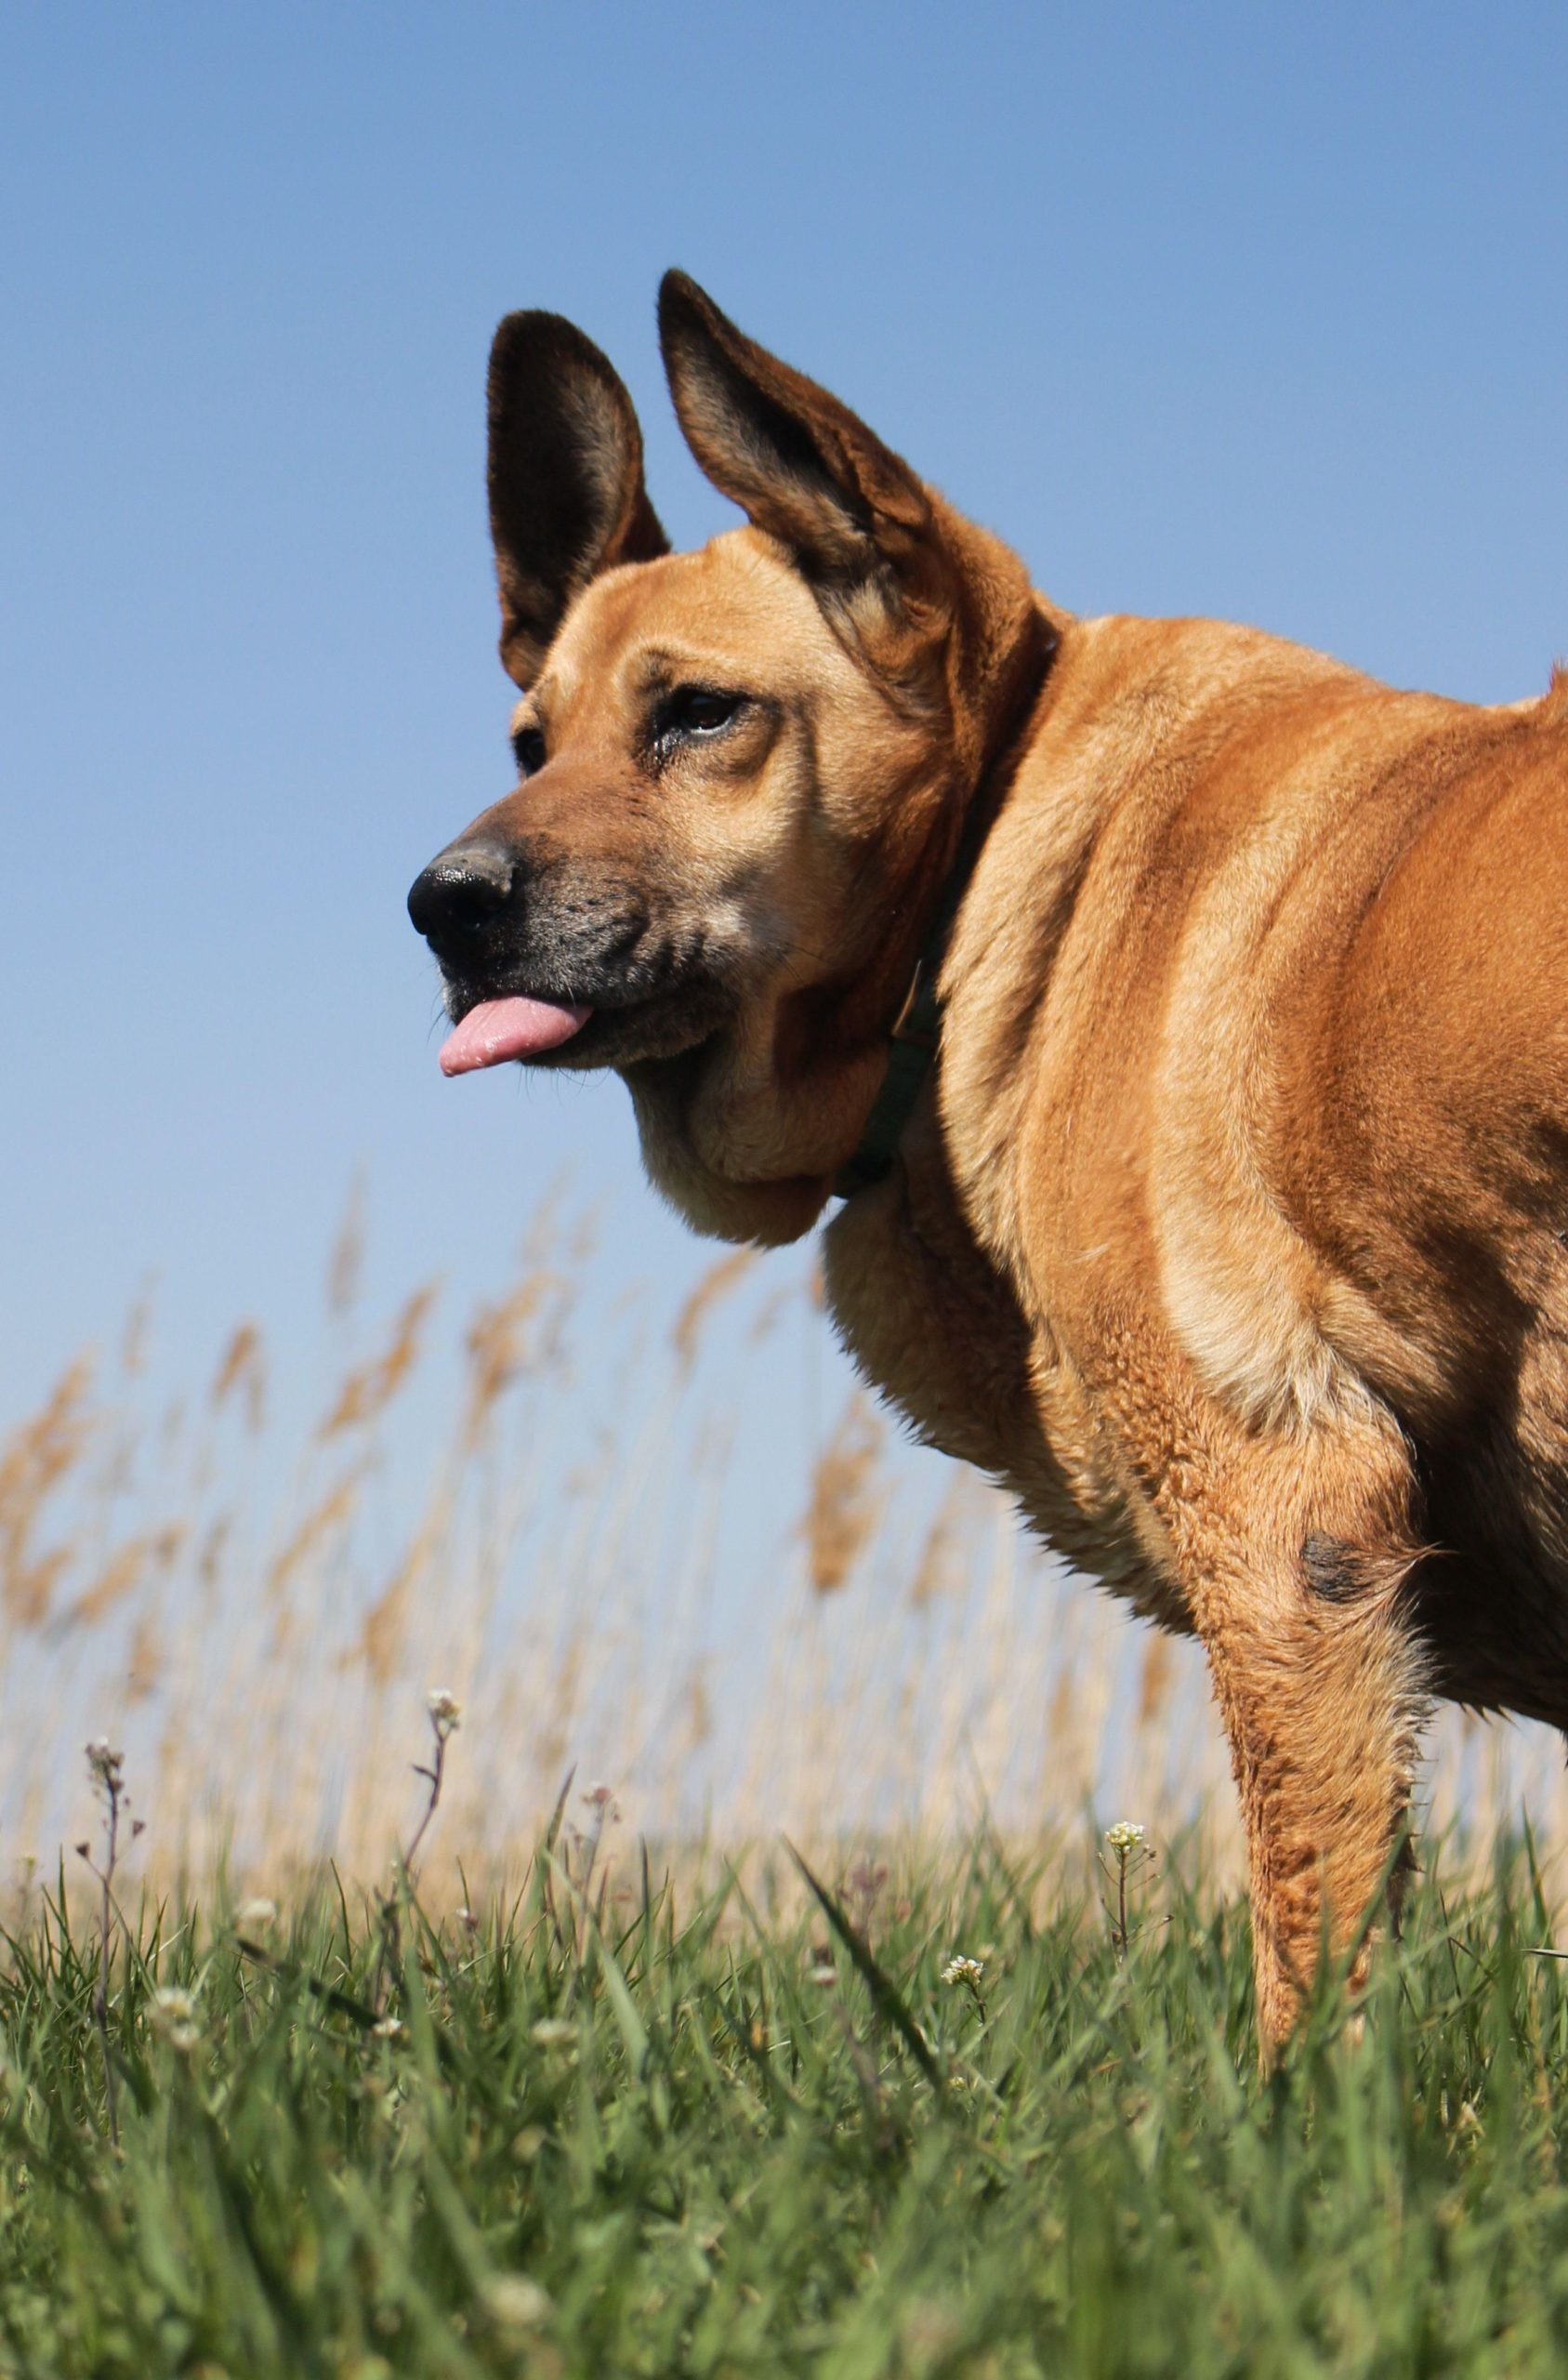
(624, 1061), (832, 1244)
(622, 1007), (893, 1246)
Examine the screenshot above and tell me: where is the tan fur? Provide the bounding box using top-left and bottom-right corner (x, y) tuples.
(413, 277), (1568, 2055)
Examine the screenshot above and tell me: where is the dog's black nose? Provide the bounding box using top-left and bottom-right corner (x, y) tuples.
(407, 841), (517, 949)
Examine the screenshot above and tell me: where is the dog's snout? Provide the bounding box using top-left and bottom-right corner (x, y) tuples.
(407, 841), (518, 950)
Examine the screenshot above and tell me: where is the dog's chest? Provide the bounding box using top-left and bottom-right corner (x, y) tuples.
(820, 1114), (1166, 1613)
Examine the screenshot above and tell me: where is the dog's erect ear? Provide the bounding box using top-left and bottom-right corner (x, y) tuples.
(657, 271), (936, 600)
(487, 312), (669, 687)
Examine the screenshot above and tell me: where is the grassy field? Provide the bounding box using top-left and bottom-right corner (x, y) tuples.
(9, 1789), (1568, 2378)
(13, 1216), (1568, 2372)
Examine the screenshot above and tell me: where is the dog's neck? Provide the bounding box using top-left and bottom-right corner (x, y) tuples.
(622, 600), (1059, 1247)
(831, 605), (1057, 1200)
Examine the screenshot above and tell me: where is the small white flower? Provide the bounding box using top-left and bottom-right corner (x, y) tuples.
(372, 2015), (405, 2042)
(807, 1959), (838, 1989)
(531, 2016), (576, 2048)
(482, 2273), (552, 2332)
(235, 1897), (277, 1931)
(1105, 1820), (1148, 1855)
(151, 1985), (201, 2051)
(86, 1739), (124, 1792)
(426, 1687), (462, 1737)
(941, 1955), (984, 1989)
(455, 1905), (479, 1933)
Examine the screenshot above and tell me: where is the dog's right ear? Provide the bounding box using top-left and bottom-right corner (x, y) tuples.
(487, 312), (668, 688)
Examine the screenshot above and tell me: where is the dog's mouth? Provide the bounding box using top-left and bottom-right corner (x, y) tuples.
(414, 854), (740, 1076)
(439, 994), (593, 1074)
(434, 949), (732, 1077)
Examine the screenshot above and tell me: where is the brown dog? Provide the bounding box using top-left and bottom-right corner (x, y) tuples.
(409, 273), (1568, 2051)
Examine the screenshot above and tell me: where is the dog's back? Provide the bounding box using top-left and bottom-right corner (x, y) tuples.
(933, 615), (1568, 1715)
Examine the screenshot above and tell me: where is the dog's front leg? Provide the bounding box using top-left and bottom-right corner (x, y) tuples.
(1140, 1396), (1430, 2058)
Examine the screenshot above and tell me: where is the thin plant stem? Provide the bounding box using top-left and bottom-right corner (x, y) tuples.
(374, 1690), (462, 2016)
(402, 1725), (450, 1877)
(78, 1741), (135, 2150)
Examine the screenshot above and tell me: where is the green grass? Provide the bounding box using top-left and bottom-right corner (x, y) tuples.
(6, 1836), (1568, 2378)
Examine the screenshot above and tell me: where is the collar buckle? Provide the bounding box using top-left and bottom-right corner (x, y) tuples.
(889, 959), (940, 1050)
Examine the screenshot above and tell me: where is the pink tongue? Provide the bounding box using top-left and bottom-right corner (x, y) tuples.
(439, 996), (591, 1075)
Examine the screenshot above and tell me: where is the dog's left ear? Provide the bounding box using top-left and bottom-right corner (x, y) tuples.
(488, 312), (669, 687)
(657, 271), (942, 628)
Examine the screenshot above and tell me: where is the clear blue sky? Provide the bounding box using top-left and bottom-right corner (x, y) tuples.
(3, 2), (1565, 1436)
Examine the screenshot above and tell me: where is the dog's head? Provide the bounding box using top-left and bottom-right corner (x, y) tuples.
(409, 273), (1047, 1243)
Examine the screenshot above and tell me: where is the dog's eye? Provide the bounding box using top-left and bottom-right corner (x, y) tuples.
(658, 686), (744, 745)
(512, 726), (546, 779)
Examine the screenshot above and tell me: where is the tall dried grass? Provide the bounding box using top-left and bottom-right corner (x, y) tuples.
(4, 1188), (1566, 1905)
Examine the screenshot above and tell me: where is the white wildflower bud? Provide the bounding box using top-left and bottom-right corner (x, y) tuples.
(531, 2016), (577, 2048)
(426, 1687), (462, 1738)
(151, 1985), (201, 2053)
(371, 2015), (405, 2042)
(482, 2274), (552, 2333)
(1105, 1820), (1148, 1855)
(941, 1955), (984, 1989)
(86, 1740), (124, 1792)
(235, 1897), (278, 1931)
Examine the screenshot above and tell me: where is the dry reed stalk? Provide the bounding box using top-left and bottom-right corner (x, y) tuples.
(60, 1525), (184, 1632)
(1136, 1627), (1175, 1729)
(125, 1604), (165, 1705)
(730, 1584), (804, 1835)
(803, 1393), (882, 1596)
(908, 1477), (968, 1610)
(347, 1323), (491, 1691)
(0, 1355), (95, 1630)
(325, 1170), (367, 1319)
(210, 1322), (267, 1433)
(1045, 1638), (1082, 1796)
(1076, 1598), (1129, 1815)
(534, 1631), (586, 1792)
(355, 1530), (431, 1688)
(968, 1511), (1028, 1815)
(118, 1288), (154, 1381)
(267, 1474), (362, 1594)
(463, 1263), (572, 1435)
(319, 1285), (438, 1440)
(672, 1246), (760, 1377)
(622, 1409), (730, 1818)
(748, 1280), (800, 1344)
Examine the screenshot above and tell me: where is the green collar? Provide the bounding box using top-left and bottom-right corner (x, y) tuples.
(831, 959), (944, 1199)
(832, 616), (1054, 1202)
